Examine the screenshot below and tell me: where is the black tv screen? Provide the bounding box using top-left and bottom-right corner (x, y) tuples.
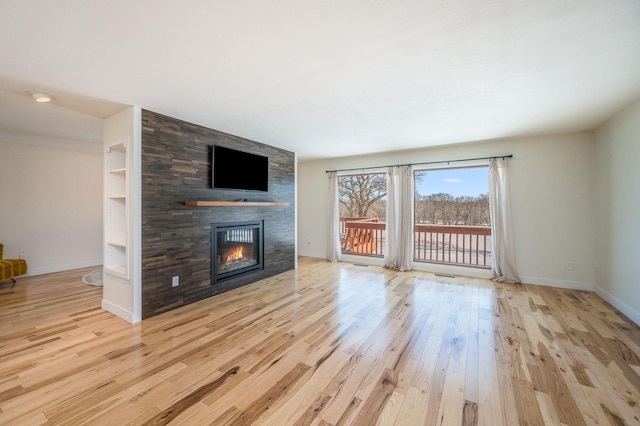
(212, 145), (268, 192)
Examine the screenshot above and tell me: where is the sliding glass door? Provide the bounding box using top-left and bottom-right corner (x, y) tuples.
(414, 166), (492, 268)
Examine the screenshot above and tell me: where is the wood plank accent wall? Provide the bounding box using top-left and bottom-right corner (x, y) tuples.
(141, 110), (295, 319)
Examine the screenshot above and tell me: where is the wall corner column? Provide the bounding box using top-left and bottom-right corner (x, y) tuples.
(102, 106), (142, 323)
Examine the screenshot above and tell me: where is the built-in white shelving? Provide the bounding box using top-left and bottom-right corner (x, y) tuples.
(104, 140), (129, 279)
(102, 106), (141, 324)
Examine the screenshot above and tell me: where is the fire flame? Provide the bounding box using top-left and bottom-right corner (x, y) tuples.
(224, 246), (244, 265)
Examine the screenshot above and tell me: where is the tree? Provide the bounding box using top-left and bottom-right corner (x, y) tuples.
(414, 192), (490, 225)
(474, 193), (490, 225)
(455, 195), (474, 225)
(428, 193), (456, 224)
(338, 174), (387, 218)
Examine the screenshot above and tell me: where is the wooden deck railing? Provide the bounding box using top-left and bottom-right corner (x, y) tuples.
(414, 224), (491, 268)
(340, 218), (384, 256)
(340, 218), (492, 267)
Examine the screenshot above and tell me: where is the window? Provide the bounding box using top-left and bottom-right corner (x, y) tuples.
(338, 173), (387, 257)
(414, 167), (492, 268)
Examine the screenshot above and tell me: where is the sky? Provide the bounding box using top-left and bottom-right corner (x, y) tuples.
(414, 166), (488, 198)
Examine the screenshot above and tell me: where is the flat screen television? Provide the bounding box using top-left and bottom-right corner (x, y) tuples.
(212, 145), (269, 192)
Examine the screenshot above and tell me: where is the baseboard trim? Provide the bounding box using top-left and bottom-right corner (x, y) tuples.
(297, 249), (327, 259)
(101, 299), (134, 323)
(519, 275), (594, 292)
(28, 259), (102, 277)
(594, 284), (640, 326)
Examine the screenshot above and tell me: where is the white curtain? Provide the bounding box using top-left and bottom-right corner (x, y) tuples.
(488, 159), (520, 283)
(327, 171), (342, 262)
(384, 165), (414, 271)
(384, 167), (399, 267)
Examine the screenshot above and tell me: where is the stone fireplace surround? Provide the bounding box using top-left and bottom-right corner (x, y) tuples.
(140, 109), (295, 319)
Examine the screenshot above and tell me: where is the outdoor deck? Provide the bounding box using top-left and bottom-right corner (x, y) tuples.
(340, 218), (492, 268)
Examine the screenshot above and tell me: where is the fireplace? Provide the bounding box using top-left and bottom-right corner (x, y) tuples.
(212, 221), (264, 283)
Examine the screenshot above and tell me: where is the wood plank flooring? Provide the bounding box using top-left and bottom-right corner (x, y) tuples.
(1, 257), (640, 425)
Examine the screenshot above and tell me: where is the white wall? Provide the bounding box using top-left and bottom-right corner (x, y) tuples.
(298, 132), (595, 290)
(593, 99), (640, 324)
(0, 140), (103, 275)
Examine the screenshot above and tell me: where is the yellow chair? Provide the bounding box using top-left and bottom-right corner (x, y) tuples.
(0, 244), (28, 284)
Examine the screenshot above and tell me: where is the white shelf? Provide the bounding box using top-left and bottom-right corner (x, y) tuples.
(107, 240), (127, 248)
(108, 141), (126, 152)
(104, 265), (127, 279)
(104, 137), (129, 279)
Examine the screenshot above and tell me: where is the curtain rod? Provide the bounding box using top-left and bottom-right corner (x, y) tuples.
(325, 154), (513, 174)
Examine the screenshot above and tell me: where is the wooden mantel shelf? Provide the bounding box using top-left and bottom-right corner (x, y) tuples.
(185, 201), (289, 207)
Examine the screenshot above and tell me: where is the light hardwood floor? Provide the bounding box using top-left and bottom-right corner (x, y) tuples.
(1, 257), (639, 425)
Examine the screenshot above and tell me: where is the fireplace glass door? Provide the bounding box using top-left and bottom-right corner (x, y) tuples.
(212, 221), (263, 283)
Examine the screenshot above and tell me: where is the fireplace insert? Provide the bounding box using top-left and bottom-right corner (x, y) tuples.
(211, 221), (264, 283)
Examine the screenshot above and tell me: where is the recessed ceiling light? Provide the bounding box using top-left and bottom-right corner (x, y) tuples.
(29, 91), (53, 102)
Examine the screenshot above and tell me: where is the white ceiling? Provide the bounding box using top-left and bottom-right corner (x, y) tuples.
(1, 1), (639, 160)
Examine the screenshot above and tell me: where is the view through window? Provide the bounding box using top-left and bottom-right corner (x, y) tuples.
(414, 167), (492, 267)
(336, 167), (491, 268)
(338, 173), (387, 257)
